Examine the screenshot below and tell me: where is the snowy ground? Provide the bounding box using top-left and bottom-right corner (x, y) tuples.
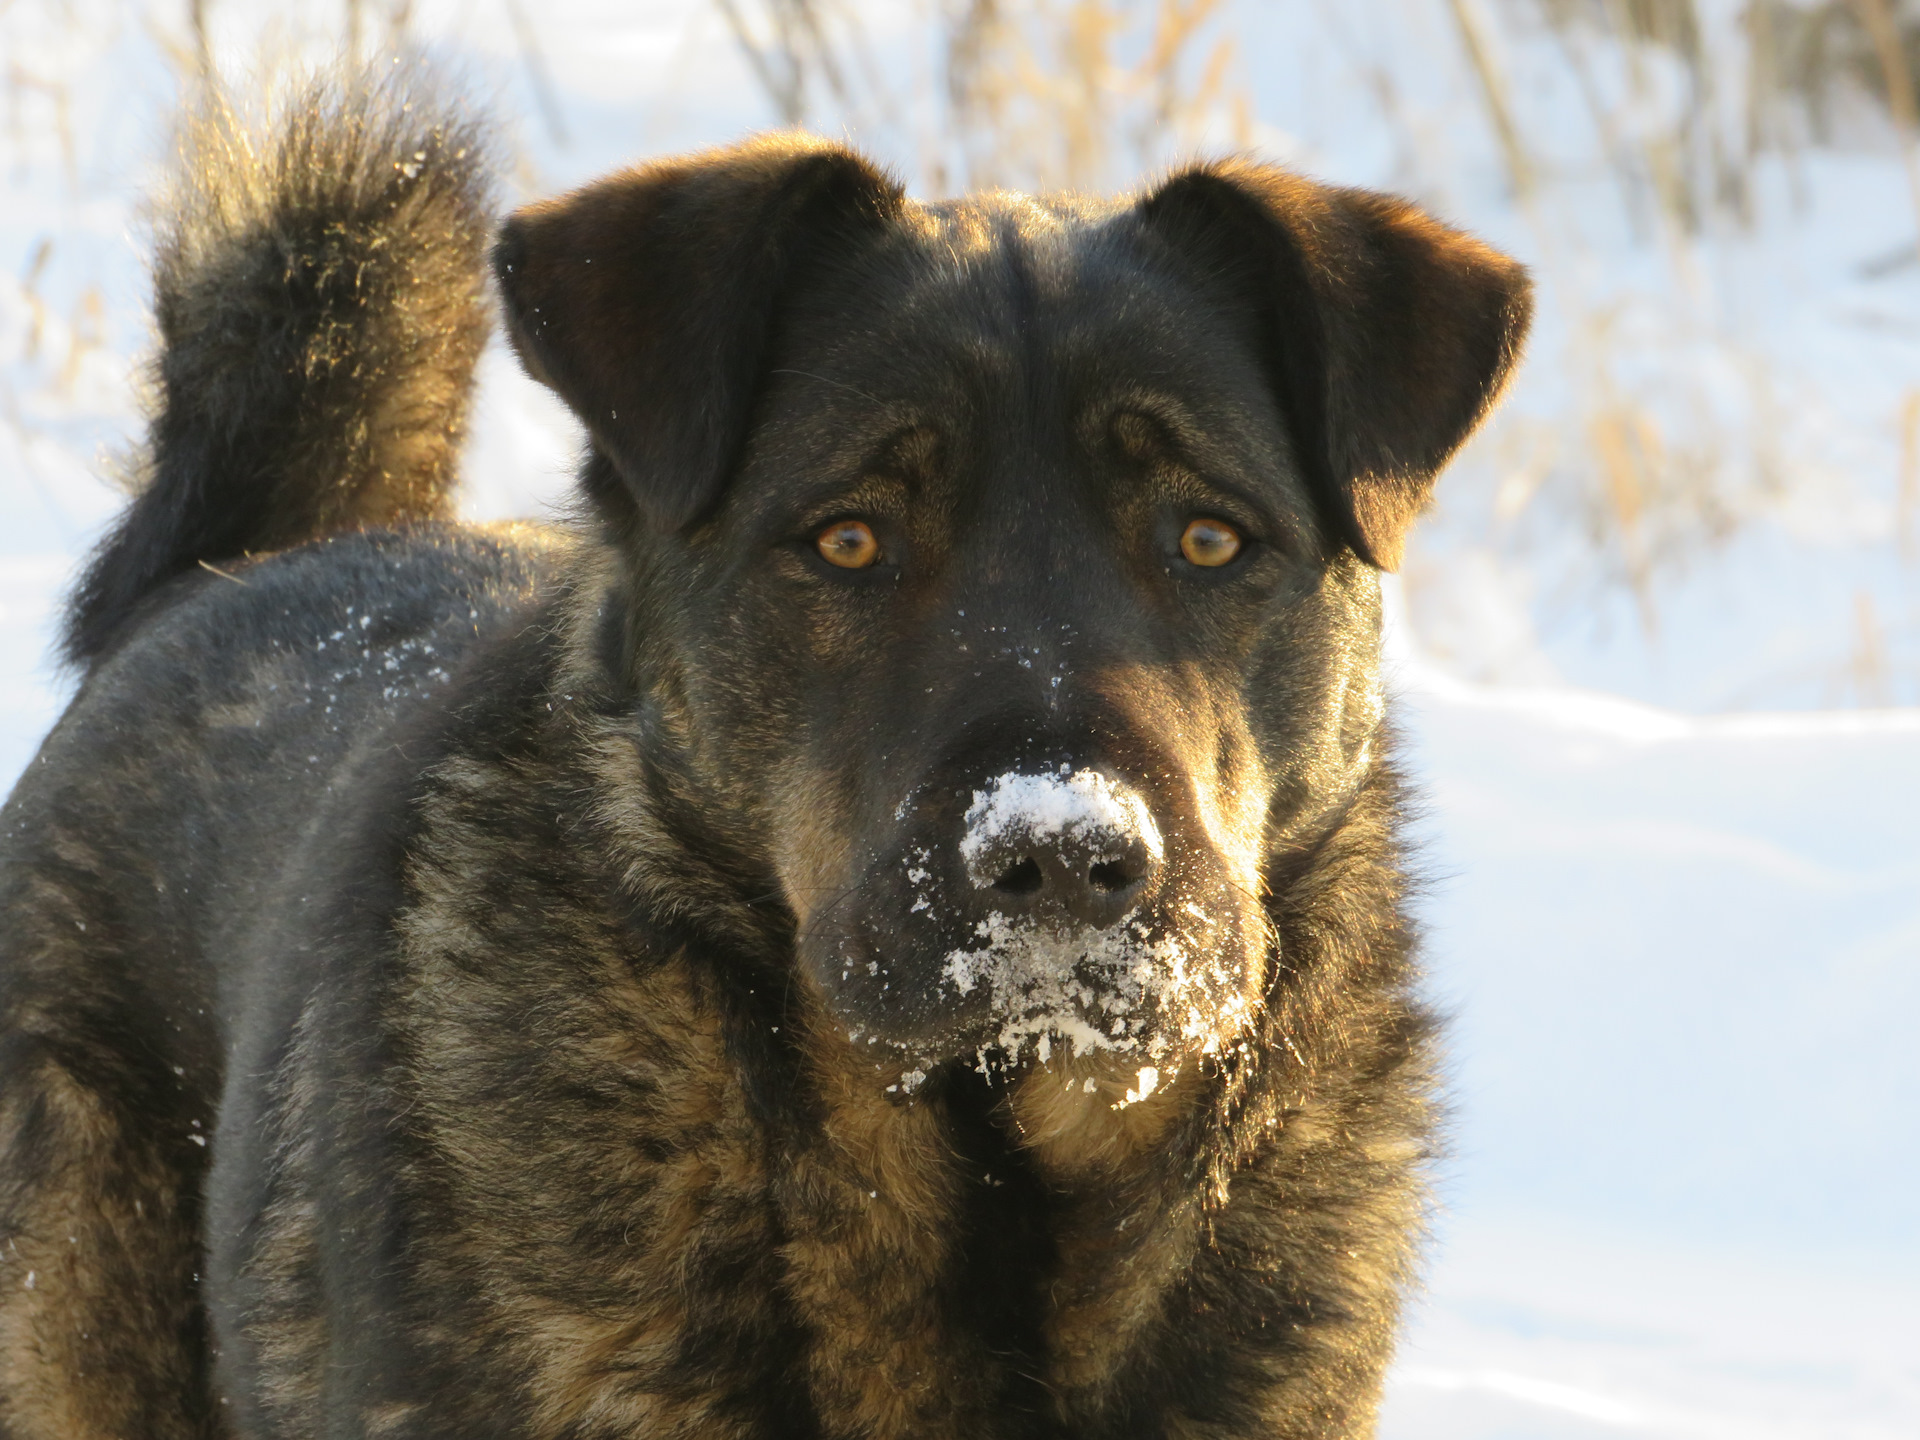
(4, 1), (1918, 1434)
(1380, 650), (1920, 1438)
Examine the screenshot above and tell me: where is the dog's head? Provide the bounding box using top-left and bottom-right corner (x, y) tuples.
(495, 136), (1528, 1095)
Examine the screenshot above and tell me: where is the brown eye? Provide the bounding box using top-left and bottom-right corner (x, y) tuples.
(817, 519), (880, 569)
(1179, 517), (1242, 567)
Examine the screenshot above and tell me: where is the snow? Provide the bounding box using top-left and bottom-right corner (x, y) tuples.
(1378, 618), (1920, 1438)
(940, 769), (1242, 1089)
(1384, 1217), (1919, 1439)
(957, 767), (1164, 882)
(4, 2), (1917, 1434)
(936, 903), (1237, 1079)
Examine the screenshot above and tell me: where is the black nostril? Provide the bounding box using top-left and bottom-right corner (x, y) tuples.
(992, 857), (1045, 895)
(1087, 859), (1135, 893)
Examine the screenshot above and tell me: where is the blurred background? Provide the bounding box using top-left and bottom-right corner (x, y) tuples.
(2, 2), (1916, 1435)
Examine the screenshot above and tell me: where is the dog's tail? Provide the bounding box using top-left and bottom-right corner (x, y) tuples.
(62, 71), (495, 667)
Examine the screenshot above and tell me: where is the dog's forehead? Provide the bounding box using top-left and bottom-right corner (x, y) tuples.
(775, 189), (1273, 433)
(898, 190), (1157, 334)
(732, 190), (1301, 530)
(912, 190), (1114, 258)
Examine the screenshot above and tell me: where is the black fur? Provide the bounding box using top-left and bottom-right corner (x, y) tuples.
(493, 137), (905, 537)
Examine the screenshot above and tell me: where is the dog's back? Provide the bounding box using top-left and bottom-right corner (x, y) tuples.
(0, 76), (551, 1437)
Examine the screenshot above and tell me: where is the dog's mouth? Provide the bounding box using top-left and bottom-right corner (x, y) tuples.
(805, 896), (1263, 1099)
(935, 904), (1252, 1065)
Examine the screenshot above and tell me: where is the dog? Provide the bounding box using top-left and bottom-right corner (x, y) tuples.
(0, 70), (1528, 1439)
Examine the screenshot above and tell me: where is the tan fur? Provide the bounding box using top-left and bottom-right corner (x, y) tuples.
(1007, 1052), (1192, 1174)
(0, 1060), (213, 1440)
(776, 1014), (973, 1438)
(389, 746), (776, 1439)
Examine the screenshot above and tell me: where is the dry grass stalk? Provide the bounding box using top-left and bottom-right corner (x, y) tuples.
(1898, 386), (1920, 561)
(1849, 589), (1893, 704)
(953, 0), (1246, 192)
(716, 0), (859, 129)
(56, 286), (104, 398)
(6, 62), (77, 184)
(1526, 1), (1920, 236)
(1445, 0), (1913, 682)
(18, 238), (51, 364)
(1587, 402), (1661, 630)
(718, 0), (1244, 196)
(1449, 0), (1537, 199)
(503, 0), (568, 145)
(189, 0), (212, 77)
(1849, 0), (1920, 241)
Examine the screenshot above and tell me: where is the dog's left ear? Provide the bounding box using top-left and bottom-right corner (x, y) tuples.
(493, 135), (905, 533)
(1138, 163), (1531, 570)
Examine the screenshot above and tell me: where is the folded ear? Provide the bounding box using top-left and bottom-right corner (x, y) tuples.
(1138, 163), (1532, 570)
(492, 135), (904, 532)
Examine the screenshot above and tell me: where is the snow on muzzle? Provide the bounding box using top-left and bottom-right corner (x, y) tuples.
(801, 762), (1267, 1092)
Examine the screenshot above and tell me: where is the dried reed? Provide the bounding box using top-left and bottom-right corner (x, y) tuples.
(717, 0), (1245, 195)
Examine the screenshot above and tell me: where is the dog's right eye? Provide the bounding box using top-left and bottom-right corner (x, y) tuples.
(817, 520), (880, 569)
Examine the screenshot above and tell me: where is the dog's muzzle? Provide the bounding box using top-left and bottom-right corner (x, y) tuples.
(797, 755), (1261, 1079)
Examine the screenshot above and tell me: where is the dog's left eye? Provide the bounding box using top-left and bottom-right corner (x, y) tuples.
(817, 520), (880, 569)
(1179, 518), (1242, 567)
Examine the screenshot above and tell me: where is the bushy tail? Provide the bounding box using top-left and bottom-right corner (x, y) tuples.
(63, 70), (496, 667)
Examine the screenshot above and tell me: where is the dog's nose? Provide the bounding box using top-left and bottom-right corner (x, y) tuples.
(959, 768), (1165, 929)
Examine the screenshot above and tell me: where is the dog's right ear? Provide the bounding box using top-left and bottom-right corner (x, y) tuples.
(492, 135), (904, 533)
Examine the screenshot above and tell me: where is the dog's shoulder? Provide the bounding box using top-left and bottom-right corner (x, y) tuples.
(0, 519), (573, 1026)
(75, 522), (562, 703)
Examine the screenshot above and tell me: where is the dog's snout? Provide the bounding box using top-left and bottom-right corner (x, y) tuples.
(959, 767), (1165, 929)
(978, 835), (1158, 928)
